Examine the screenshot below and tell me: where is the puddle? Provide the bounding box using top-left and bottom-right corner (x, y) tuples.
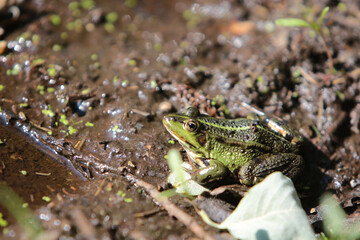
(0, 122), (85, 225)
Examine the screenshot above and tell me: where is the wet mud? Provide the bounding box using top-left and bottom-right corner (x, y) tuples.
(0, 0), (359, 239)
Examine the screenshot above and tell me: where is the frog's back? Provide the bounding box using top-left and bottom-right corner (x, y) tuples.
(197, 116), (297, 154)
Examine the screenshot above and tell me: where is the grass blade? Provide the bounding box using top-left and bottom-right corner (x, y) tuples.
(275, 18), (312, 28)
(0, 183), (44, 239)
(318, 6), (330, 27)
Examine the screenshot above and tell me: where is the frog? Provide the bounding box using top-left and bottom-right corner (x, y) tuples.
(162, 106), (304, 186)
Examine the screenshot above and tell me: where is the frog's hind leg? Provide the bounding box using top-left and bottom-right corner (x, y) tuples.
(238, 153), (304, 186)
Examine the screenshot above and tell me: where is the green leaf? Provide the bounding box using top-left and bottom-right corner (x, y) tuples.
(347, 221), (360, 240)
(200, 172), (315, 240)
(85, 121), (94, 127)
(81, 88), (91, 95)
(50, 14), (61, 26)
(321, 193), (346, 236)
(0, 183), (44, 238)
(318, 6), (330, 28)
(81, 0), (95, 10)
(31, 58), (45, 67)
(125, 0), (137, 8)
(275, 18), (312, 28)
(124, 197), (133, 203)
(0, 212), (8, 227)
(167, 149), (187, 190)
(68, 126), (77, 135)
(167, 150), (208, 196)
(321, 193), (360, 239)
(41, 109), (55, 117)
(42, 196), (51, 202)
(105, 12), (118, 23)
(47, 67), (57, 77)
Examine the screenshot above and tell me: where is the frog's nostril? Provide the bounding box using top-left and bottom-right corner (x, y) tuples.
(163, 116), (174, 123)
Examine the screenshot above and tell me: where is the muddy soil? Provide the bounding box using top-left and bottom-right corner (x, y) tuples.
(0, 0), (359, 239)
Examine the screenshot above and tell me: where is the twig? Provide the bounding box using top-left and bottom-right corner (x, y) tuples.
(94, 179), (107, 197)
(211, 184), (248, 197)
(0, 160), (5, 172)
(326, 111), (346, 137)
(1, 98), (15, 103)
(125, 172), (216, 240)
(74, 132), (88, 150)
(35, 172), (51, 176)
(134, 208), (165, 218)
(29, 120), (53, 134)
(132, 108), (151, 117)
(318, 31), (334, 75)
(128, 230), (147, 239)
(332, 77), (346, 85)
(317, 92), (324, 129)
(70, 208), (96, 240)
(298, 67), (318, 84)
(350, 104), (360, 134)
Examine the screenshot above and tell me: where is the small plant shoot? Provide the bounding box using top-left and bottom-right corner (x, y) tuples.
(276, 7), (334, 74)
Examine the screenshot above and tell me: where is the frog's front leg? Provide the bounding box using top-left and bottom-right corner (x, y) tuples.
(192, 160), (229, 184)
(238, 153), (304, 185)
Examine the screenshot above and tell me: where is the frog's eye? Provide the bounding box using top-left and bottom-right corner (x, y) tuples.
(184, 119), (198, 132)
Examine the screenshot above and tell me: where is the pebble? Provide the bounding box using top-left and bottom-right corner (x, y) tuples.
(158, 101), (173, 113)
(350, 179), (360, 188)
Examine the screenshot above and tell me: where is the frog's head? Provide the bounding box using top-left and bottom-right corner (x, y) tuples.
(163, 107), (208, 163)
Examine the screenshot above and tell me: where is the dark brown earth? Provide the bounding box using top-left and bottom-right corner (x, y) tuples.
(0, 0), (359, 239)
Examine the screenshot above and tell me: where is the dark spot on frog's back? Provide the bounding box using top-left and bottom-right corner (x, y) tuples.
(215, 137), (225, 143)
(284, 133), (294, 142)
(228, 130), (235, 135)
(250, 122), (257, 132)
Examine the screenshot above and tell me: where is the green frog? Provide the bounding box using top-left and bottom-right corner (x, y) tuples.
(163, 106), (304, 186)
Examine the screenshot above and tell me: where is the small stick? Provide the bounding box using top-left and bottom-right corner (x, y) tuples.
(317, 93), (324, 129)
(134, 208), (164, 218)
(29, 120), (53, 134)
(75, 132), (88, 150)
(132, 108), (151, 117)
(125, 172), (216, 240)
(298, 68), (318, 84)
(94, 179), (107, 197)
(70, 208), (96, 240)
(35, 172), (51, 176)
(318, 31), (334, 75)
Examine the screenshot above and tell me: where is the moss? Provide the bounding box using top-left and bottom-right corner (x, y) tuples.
(42, 196), (51, 202)
(50, 14), (61, 26)
(106, 12), (118, 23)
(68, 126), (77, 135)
(85, 122), (94, 127)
